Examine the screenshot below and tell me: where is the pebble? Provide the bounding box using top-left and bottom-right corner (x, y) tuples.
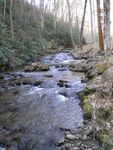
(57, 138), (65, 146)
(73, 147), (79, 150)
(65, 143), (72, 148)
(82, 134), (87, 141)
(66, 134), (77, 140)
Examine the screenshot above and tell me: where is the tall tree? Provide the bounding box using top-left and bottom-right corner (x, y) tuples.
(10, 0), (14, 41)
(103, 0), (110, 55)
(3, 0), (6, 20)
(66, 0), (76, 48)
(96, 0), (104, 50)
(80, 0), (88, 46)
(89, 0), (94, 42)
(40, 0), (44, 30)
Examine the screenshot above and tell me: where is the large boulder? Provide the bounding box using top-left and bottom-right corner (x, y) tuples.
(24, 62), (50, 72)
(24, 65), (35, 72)
(69, 61), (86, 72)
(15, 77), (43, 86)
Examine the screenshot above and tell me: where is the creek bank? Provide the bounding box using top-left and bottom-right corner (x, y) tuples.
(69, 47), (113, 149)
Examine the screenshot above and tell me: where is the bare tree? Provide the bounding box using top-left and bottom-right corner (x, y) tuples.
(40, 0), (45, 30)
(3, 0), (6, 20)
(30, 0), (36, 19)
(89, 0), (94, 42)
(20, 0), (24, 21)
(10, 0), (14, 41)
(80, 0), (88, 46)
(103, 0), (110, 56)
(54, 0), (59, 29)
(66, 0), (76, 48)
(96, 0), (104, 50)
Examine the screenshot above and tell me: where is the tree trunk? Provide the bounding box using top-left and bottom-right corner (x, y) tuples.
(3, 0), (6, 20)
(10, 0), (14, 41)
(96, 0), (104, 50)
(20, 0), (24, 21)
(66, 0), (76, 48)
(80, 0), (87, 46)
(89, 0), (94, 42)
(103, 0), (110, 55)
(54, 0), (59, 30)
(40, 0), (44, 30)
(54, 0), (57, 29)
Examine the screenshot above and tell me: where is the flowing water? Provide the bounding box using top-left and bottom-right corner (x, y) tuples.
(0, 52), (85, 150)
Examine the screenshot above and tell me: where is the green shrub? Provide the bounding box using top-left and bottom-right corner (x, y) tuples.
(0, 0), (82, 71)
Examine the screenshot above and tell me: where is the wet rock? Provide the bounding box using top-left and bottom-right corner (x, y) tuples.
(15, 79), (22, 85)
(44, 74), (53, 78)
(71, 147), (79, 150)
(59, 91), (68, 97)
(38, 65), (49, 71)
(24, 65), (35, 72)
(33, 80), (43, 86)
(10, 77), (17, 81)
(9, 82), (15, 86)
(57, 80), (68, 87)
(66, 134), (77, 140)
(25, 63), (50, 72)
(64, 143), (72, 148)
(22, 79), (32, 85)
(13, 90), (19, 95)
(0, 75), (4, 80)
(31, 62), (40, 67)
(69, 63), (85, 72)
(58, 68), (67, 71)
(82, 134), (87, 141)
(57, 138), (65, 146)
(64, 84), (71, 88)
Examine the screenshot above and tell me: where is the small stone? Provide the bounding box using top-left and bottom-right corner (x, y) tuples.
(15, 80), (21, 85)
(44, 75), (53, 78)
(13, 90), (19, 95)
(64, 84), (71, 88)
(76, 142), (82, 146)
(57, 138), (65, 146)
(0, 75), (4, 80)
(66, 134), (77, 140)
(73, 147), (79, 150)
(33, 81), (43, 86)
(82, 134), (87, 141)
(65, 143), (72, 148)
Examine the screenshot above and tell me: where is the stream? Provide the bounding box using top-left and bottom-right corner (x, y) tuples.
(0, 51), (86, 150)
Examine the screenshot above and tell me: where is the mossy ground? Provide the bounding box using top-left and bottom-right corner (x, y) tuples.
(79, 88), (95, 120)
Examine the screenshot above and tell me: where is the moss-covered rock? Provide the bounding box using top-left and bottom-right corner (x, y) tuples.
(80, 96), (93, 120)
(79, 87), (96, 99)
(69, 63), (85, 72)
(24, 63), (50, 72)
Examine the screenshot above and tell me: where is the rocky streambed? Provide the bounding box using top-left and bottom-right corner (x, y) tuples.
(0, 50), (101, 150)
